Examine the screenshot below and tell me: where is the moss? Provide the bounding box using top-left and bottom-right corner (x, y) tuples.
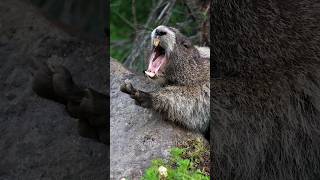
(141, 137), (210, 180)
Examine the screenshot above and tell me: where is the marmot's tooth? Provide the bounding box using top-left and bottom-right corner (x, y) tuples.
(145, 71), (155, 77)
(153, 38), (160, 47)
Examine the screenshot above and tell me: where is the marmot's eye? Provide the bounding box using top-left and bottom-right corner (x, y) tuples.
(155, 30), (167, 36)
(182, 40), (191, 48)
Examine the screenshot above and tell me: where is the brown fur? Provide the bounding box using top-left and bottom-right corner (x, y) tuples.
(210, 0), (320, 179)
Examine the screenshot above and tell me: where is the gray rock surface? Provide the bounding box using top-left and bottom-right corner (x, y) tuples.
(0, 0), (107, 179)
(110, 59), (206, 179)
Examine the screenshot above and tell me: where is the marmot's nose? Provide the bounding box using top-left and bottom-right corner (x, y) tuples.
(155, 29), (167, 36)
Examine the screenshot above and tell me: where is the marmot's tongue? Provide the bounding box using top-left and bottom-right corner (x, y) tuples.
(145, 51), (166, 78)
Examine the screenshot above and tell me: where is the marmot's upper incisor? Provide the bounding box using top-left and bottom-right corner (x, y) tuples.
(121, 25), (210, 135)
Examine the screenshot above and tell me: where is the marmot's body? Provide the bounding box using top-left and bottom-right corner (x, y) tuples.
(121, 25), (210, 134)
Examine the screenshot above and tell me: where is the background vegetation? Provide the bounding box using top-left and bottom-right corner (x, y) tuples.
(110, 0), (210, 71)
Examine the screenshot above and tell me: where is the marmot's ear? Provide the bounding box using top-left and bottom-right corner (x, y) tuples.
(182, 39), (192, 48)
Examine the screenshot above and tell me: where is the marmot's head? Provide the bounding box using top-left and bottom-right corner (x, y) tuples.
(145, 25), (196, 79)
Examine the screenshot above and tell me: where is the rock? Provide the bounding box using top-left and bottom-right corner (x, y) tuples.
(110, 59), (207, 179)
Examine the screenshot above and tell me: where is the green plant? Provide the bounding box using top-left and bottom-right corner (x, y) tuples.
(142, 139), (209, 180)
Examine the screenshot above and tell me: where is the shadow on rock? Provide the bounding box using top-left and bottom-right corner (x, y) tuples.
(32, 61), (108, 144)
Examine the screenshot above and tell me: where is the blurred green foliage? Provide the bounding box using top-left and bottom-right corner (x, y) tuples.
(110, 0), (197, 63)
(110, 0), (152, 62)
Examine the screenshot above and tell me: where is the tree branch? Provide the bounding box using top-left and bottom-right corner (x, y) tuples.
(124, 0), (176, 68)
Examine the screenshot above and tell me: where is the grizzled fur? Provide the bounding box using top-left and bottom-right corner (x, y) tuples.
(164, 29), (209, 85)
(210, 0), (320, 179)
(121, 26), (210, 134)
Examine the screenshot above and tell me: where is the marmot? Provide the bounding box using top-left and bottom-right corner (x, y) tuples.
(121, 25), (210, 135)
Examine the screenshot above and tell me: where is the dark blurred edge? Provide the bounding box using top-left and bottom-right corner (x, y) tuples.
(105, 0), (110, 178)
(209, 1), (213, 179)
(25, 0), (108, 45)
(27, 0), (110, 177)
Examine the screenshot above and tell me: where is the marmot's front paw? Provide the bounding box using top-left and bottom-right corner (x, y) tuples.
(120, 80), (152, 108)
(120, 80), (136, 95)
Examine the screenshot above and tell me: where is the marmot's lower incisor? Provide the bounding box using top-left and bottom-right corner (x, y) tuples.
(121, 25), (210, 136)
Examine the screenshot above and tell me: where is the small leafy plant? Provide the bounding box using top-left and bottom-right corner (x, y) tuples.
(142, 138), (210, 180)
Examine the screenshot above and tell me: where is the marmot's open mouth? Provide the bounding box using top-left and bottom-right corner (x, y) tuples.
(145, 39), (167, 78)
